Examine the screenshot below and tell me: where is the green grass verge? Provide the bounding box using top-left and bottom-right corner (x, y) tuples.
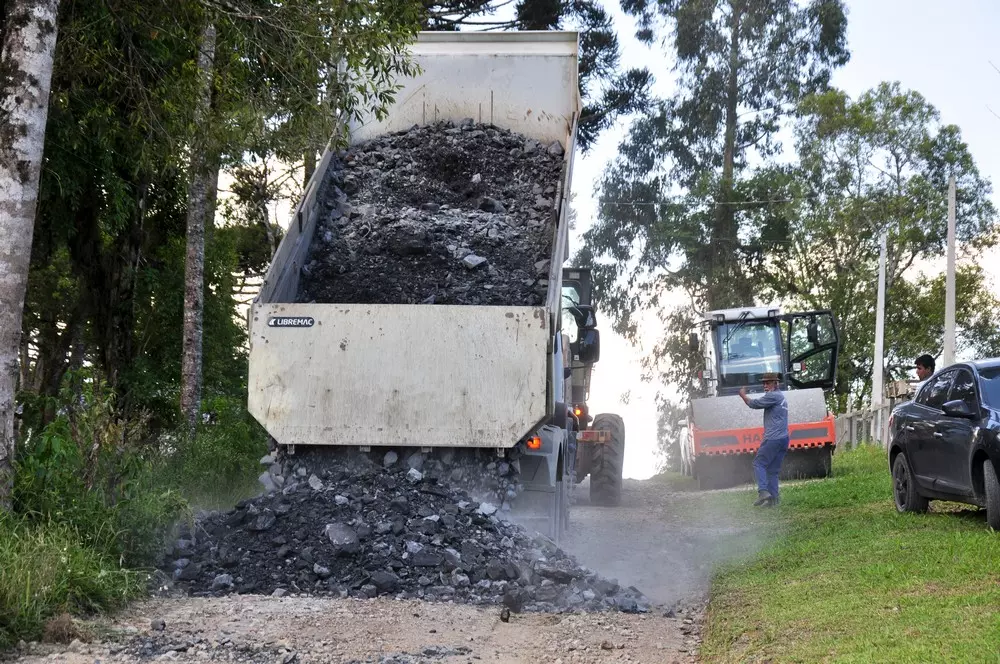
(701, 445), (1000, 663)
(0, 517), (145, 650)
(647, 469), (700, 492)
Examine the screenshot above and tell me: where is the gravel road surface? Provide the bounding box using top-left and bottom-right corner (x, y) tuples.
(5, 477), (761, 664)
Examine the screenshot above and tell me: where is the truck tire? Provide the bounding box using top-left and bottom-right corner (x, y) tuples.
(589, 414), (625, 507)
(983, 460), (1000, 531)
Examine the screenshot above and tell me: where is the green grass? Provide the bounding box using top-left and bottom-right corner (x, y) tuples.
(647, 468), (700, 491)
(0, 517), (145, 649)
(701, 445), (1000, 663)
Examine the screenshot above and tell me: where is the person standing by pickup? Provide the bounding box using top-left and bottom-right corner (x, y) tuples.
(739, 372), (789, 507)
(914, 354), (935, 391)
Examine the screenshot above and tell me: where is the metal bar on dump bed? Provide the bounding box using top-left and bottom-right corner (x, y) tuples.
(545, 111), (578, 327)
(256, 135), (338, 306)
(348, 31), (582, 148)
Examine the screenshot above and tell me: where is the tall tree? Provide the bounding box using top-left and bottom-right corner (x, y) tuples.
(768, 83), (999, 408)
(586, 0), (849, 316)
(174, 0), (421, 428)
(180, 18), (218, 432)
(579, 0), (849, 423)
(11, 0), (422, 433)
(0, 0), (61, 508)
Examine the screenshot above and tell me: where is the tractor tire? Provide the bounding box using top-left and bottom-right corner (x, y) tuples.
(589, 414), (625, 507)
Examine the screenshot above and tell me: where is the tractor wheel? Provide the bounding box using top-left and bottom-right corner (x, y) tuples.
(589, 414), (625, 506)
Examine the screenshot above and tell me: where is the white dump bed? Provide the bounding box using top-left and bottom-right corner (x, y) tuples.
(248, 31), (581, 449)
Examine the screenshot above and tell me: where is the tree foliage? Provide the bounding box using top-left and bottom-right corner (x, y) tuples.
(768, 83), (1000, 408)
(579, 0), (851, 434)
(17, 0), (423, 433)
(580, 4), (1000, 422)
(585, 0), (849, 323)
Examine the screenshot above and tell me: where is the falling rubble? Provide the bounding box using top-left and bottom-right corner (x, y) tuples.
(160, 450), (653, 615)
(296, 119), (565, 306)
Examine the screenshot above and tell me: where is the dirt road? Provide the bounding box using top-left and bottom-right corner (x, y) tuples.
(6, 478), (757, 664)
(563, 477), (757, 609)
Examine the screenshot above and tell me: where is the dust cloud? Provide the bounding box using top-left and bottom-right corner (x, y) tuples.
(559, 477), (767, 609)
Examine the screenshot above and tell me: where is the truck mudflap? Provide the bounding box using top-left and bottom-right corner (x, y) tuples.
(509, 424), (569, 544)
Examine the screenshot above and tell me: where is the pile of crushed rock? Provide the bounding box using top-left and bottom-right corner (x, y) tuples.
(159, 450), (652, 615)
(296, 119), (565, 306)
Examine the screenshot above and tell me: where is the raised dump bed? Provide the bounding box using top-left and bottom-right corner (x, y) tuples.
(247, 32), (582, 539)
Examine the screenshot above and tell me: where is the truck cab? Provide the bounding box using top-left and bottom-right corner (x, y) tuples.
(692, 307), (840, 396)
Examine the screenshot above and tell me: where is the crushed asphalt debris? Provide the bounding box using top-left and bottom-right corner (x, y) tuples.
(296, 119), (565, 306)
(158, 450), (652, 616)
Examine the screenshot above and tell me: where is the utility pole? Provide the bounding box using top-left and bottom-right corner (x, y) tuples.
(872, 231), (887, 444)
(943, 174), (957, 367)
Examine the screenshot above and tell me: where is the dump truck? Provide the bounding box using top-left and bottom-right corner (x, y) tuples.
(246, 31), (621, 543)
(679, 306), (840, 489)
(560, 267), (626, 507)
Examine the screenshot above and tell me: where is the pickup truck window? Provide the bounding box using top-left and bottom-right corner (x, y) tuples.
(980, 367), (1000, 409)
(949, 369), (978, 410)
(923, 370), (957, 411)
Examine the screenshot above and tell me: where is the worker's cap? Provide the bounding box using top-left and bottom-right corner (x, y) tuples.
(761, 372), (781, 383)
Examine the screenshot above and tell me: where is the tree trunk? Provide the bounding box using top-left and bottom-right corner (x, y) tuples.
(180, 20), (217, 435)
(0, 0), (61, 510)
(708, 1), (744, 310)
(67, 171), (145, 400)
(38, 305), (79, 425)
(303, 149), (316, 187)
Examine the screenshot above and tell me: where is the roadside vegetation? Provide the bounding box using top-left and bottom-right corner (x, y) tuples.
(701, 445), (1000, 663)
(0, 373), (265, 650)
(649, 469), (700, 492)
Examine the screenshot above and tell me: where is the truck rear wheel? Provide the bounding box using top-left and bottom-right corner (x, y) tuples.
(589, 414), (625, 506)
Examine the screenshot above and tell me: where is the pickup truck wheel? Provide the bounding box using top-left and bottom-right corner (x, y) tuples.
(589, 414), (624, 507)
(983, 460), (1000, 530)
(892, 453), (928, 514)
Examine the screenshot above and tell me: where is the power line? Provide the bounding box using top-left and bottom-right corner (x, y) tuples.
(596, 197), (802, 207)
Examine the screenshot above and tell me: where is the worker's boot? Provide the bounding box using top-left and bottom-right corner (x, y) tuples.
(753, 490), (773, 507)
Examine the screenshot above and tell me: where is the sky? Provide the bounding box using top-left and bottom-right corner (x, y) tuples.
(569, 0), (1000, 479)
